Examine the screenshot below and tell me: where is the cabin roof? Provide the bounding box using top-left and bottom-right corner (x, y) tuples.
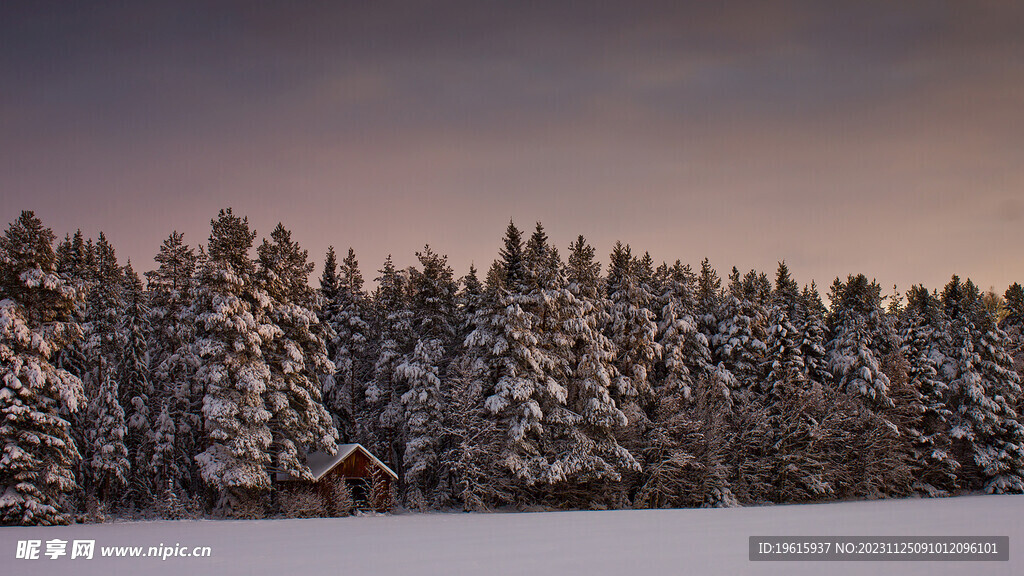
(278, 443), (398, 482)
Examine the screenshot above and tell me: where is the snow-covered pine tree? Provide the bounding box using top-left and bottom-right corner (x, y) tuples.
(556, 235), (637, 504)
(962, 279), (1023, 493)
(56, 231), (90, 280)
(53, 231), (91, 386)
(465, 222), (555, 492)
(364, 255), (414, 484)
(79, 233), (125, 506)
(565, 236), (624, 431)
(695, 258), (722, 350)
(825, 275), (919, 498)
(639, 259), (737, 508)
(256, 223), (338, 486)
(443, 342), (513, 511)
(826, 275), (896, 409)
(1003, 283), (1024, 329)
(449, 258), (514, 509)
(488, 224), (577, 490)
(457, 264), (484, 340)
(1001, 283), (1024, 380)
(193, 209), (275, 515)
(498, 219), (525, 290)
(325, 248), (372, 441)
(745, 262), (837, 503)
(654, 261), (703, 403)
(319, 246), (340, 315)
(901, 285), (958, 495)
(800, 282), (831, 389)
(752, 271), (773, 309)
(317, 247), (341, 425)
(636, 252), (657, 315)
(765, 263), (808, 400)
(85, 233), (124, 394)
(484, 260), (505, 294)
(888, 284), (904, 316)
(0, 211), (85, 525)
(86, 373), (129, 503)
(145, 231), (200, 500)
(941, 276), (1024, 493)
(118, 262), (152, 505)
(522, 225), (579, 485)
(605, 242), (661, 406)
(396, 245), (458, 507)
(430, 263), (488, 508)
(713, 267), (767, 401)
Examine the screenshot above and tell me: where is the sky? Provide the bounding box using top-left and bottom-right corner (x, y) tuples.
(1, 1), (1022, 297)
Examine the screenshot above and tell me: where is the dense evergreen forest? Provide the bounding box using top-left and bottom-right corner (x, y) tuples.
(2, 209), (1023, 525)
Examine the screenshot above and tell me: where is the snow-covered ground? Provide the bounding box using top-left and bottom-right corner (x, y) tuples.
(2, 495), (1022, 575)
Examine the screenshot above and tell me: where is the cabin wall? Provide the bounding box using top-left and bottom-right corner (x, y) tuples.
(277, 449), (395, 512)
(323, 452), (394, 512)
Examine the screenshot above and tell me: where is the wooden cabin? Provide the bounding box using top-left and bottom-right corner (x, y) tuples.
(278, 443), (398, 512)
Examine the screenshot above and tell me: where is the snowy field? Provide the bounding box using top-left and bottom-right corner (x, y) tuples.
(2, 495), (1022, 576)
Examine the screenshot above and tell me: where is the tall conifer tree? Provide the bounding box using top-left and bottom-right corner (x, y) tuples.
(118, 262), (152, 504)
(193, 209), (274, 514)
(397, 246), (458, 506)
(0, 212), (85, 525)
(365, 255), (414, 482)
(146, 232), (200, 499)
(256, 223), (338, 484)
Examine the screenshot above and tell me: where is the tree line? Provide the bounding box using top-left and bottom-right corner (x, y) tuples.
(1, 209), (1023, 525)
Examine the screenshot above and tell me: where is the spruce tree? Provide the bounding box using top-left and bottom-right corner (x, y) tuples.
(443, 345), (512, 511)
(1001, 283), (1024, 380)
(466, 222), (557, 489)
(605, 242), (661, 404)
(559, 236), (636, 503)
(256, 223), (338, 484)
(941, 276), (1024, 493)
(827, 275), (896, 409)
(119, 262), (152, 505)
(86, 374), (129, 502)
(714, 267), (767, 400)
(747, 262), (835, 503)
(193, 209), (274, 514)
(506, 224), (576, 487)
(484, 260), (506, 294)
(324, 248), (372, 441)
(499, 220), (525, 290)
(319, 247), (340, 310)
(454, 258), (514, 509)
(0, 211), (85, 525)
(967, 281), (1024, 493)
(79, 232), (125, 505)
(365, 255), (414, 483)
(639, 259), (737, 508)
(397, 246), (458, 506)
(54, 231), (91, 381)
(145, 232), (200, 499)
(654, 261), (703, 402)
(457, 265), (484, 338)
(56, 231), (89, 280)
(800, 283), (831, 388)
(1003, 283), (1024, 330)
(901, 285), (958, 495)
(86, 233), (124, 395)
(765, 263), (807, 400)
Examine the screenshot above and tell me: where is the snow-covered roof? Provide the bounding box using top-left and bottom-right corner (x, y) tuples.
(277, 443), (398, 482)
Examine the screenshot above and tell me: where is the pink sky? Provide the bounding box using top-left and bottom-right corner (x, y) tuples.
(2, 1), (1022, 295)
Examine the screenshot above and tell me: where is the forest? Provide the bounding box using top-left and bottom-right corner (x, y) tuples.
(1, 208), (1023, 525)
